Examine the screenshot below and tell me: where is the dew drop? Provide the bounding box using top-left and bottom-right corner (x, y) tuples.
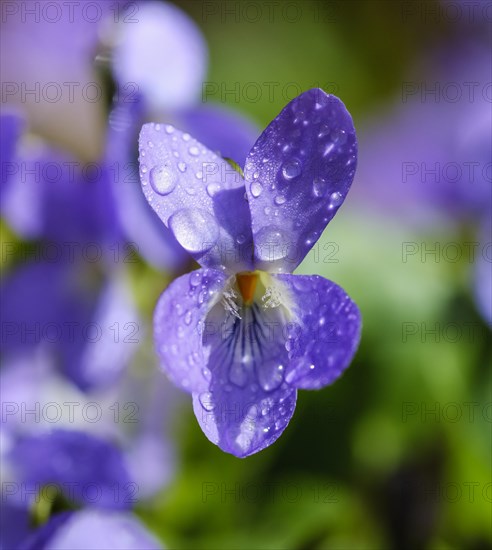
(331, 128), (347, 145)
(206, 183), (221, 197)
(184, 311), (192, 325)
(182, 133), (191, 142)
(258, 360), (284, 392)
(250, 181), (263, 198)
(189, 271), (202, 287)
(178, 162), (187, 173)
(255, 225), (291, 262)
(229, 362), (248, 387)
(199, 392), (215, 411)
(154, 123), (161, 131)
(329, 191), (343, 207)
(285, 359), (315, 385)
(169, 208), (219, 254)
(165, 125), (174, 134)
(281, 159), (302, 180)
(149, 165), (177, 196)
(189, 145), (199, 157)
(274, 195), (286, 206)
(140, 164), (148, 174)
(312, 178), (327, 198)
(323, 143), (335, 157)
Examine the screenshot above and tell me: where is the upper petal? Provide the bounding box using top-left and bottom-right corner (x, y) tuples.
(154, 268), (228, 393)
(275, 274), (361, 389)
(139, 123), (254, 270)
(243, 89), (357, 272)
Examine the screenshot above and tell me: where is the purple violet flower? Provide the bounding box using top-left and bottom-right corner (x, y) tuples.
(138, 89), (362, 457)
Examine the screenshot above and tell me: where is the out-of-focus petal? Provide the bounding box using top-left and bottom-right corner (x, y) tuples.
(112, 1), (207, 112)
(243, 89), (357, 272)
(65, 275), (140, 391)
(275, 274), (361, 389)
(21, 509), (162, 550)
(0, 109), (24, 196)
(139, 123), (253, 270)
(0, 261), (136, 392)
(0, 3), (106, 159)
(9, 430), (133, 510)
(0, 261), (97, 359)
(0, 502), (30, 550)
(1, 141), (118, 245)
(154, 268), (228, 392)
(179, 104), (259, 170)
(105, 99), (189, 271)
(192, 298), (297, 457)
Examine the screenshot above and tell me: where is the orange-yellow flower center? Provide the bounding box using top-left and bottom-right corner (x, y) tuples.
(236, 272), (258, 305)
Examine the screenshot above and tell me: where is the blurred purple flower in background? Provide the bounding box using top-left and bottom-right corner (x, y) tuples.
(20, 509), (162, 550)
(1, 350), (174, 548)
(354, 39), (491, 322)
(138, 89), (361, 457)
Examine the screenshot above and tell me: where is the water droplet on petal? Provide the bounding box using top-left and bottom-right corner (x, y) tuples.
(189, 145), (199, 156)
(331, 128), (347, 145)
(169, 208), (219, 254)
(281, 159), (302, 180)
(154, 123), (161, 131)
(274, 195), (286, 206)
(184, 311), (192, 325)
(255, 225), (291, 262)
(312, 178), (327, 198)
(149, 165), (177, 195)
(199, 392), (215, 411)
(258, 360), (284, 392)
(140, 164), (148, 174)
(165, 125), (174, 134)
(250, 181), (263, 198)
(285, 358), (315, 385)
(206, 183), (221, 197)
(323, 143), (335, 157)
(182, 133), (191, 141)
(229, 362), (248, 387)
(190, 271), (202, 287)
(329, 192), (343, 207)
(178, 162), (187, 173)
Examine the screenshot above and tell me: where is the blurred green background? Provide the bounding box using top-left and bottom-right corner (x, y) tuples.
(130, 1), (491, 549)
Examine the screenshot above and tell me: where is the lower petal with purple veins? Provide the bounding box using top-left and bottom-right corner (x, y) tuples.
(191, 280), (298, 457)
